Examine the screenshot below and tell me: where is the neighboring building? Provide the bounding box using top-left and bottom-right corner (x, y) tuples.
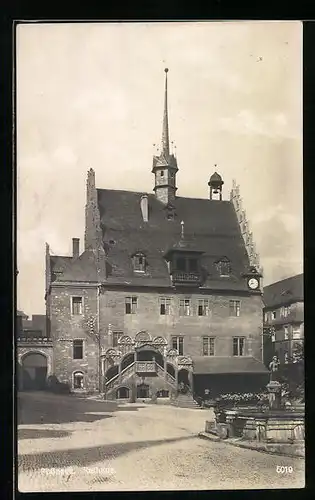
(44, 69), (268, 400)
(262, 273), (304, 366)
(17, 311), (53, 390)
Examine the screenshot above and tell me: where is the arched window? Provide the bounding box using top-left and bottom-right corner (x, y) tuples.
(132, 252), (146, 273)
(73, 371), (84, 389)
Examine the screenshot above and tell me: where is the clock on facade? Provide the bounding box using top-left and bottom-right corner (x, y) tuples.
(248, 277), (259, 290)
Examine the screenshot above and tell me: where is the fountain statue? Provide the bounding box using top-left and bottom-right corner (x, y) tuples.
(267, 356), (282, 409)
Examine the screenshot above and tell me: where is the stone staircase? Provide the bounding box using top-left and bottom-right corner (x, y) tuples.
(171, 393), (202, 409)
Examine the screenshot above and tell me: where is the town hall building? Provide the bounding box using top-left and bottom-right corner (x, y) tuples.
(20, 69), (269, 400)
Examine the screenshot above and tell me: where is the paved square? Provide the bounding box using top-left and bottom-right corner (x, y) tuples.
(18, 392), (305, 491)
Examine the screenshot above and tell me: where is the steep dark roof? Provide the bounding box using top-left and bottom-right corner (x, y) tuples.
(50, 250), (100, 283)
(263, 273), (303, 308)
(97, 189), (250, 289)
(192, 356), (268, 374)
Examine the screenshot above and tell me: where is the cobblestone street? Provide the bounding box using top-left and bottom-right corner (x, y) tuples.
(17, 392), (305, 491)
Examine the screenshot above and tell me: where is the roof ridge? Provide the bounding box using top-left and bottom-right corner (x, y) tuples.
(264, 273), (303, 288)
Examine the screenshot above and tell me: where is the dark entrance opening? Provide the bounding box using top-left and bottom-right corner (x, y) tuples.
(137, 383), (150, 399)
(21, 353), (48, 390)
(105, 365), (118, 381)
(121, 352), (135, 371)
(167, 363), (176, 379)
(178, 368), (190, 393)
(116, 387), (130, 399)
(137, 348), (163, 367)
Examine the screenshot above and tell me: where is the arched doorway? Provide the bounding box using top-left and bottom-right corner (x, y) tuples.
(137, 347), (164, 367)
(21, 352), (48, 390)
(73, 371), (84, 390)
(116, 387), (130, 399)
(137, 383), (150, 399)
(178, 368), (190, 393)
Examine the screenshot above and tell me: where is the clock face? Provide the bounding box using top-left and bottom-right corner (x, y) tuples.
(248, 277), (259, 290)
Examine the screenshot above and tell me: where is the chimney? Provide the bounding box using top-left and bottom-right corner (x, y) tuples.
(72, 238), (80, 259)
(140, 195), (149, 222)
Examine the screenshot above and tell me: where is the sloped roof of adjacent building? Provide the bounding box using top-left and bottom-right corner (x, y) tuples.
(97, 189), (250, 290)
(192, 356), (268, 374)
(50, 250), (101, 283)
(262, 273), (303, 308)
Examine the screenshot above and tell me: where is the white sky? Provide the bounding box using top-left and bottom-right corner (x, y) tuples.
(17, 21), (303, 315)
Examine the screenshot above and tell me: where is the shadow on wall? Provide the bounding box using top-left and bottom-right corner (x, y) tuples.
(17, 392), (144, 425)
(18, 429), (71, 440)
(18, 435), (196, 472)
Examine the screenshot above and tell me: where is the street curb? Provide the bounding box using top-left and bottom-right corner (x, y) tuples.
(198, 432), (305, 459)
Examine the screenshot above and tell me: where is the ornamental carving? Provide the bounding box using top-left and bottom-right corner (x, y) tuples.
(135, 331), (152, 342)
(152, 336), (167, 345)
(177, 355), (192, 365)
(118, 335), (134, 345)
(166, 348), (178, 357)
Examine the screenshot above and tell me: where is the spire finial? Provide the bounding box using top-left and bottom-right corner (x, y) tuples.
(162, 68), (170, 156)
(180, 220), (185, 239)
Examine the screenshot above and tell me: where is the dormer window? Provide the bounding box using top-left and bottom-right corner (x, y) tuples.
(216, 258), (231, 277)
(133, 253), (146, 273)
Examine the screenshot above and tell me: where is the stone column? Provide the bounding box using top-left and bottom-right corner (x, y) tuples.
(118, 362), (122, 383)
(188, 369), (194, 394)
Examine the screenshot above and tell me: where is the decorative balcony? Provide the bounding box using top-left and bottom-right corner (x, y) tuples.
(17, 335), (52, 345)
(171, 271), (201, 285)
(135, 361), (157, 374)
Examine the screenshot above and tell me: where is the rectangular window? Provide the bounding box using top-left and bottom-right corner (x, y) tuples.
(172, 336), (184, 355)
(73, 340), (83, 359)
(198, 299), (209, 316)
(71, 296), (83, 316)
(229, 300), (240, 317)
(113, 331), (123, 347)
(160, 297), (171, 315)
(179, 298), (191, 316)
(272, 311), (277, 320)
(233, 337), (245, 356)
(125, 296), (138, 314)
(203, 337), (215, 356)
(284, 325), (289, 340)
(292, 327), (301, 340)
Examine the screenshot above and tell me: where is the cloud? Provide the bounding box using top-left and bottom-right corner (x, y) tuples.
(218, 109), (296, 138)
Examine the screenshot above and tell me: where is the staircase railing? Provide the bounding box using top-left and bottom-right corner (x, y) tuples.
(105, 362), (135, 390)
(155, 363), (177, 388)
(105, 360), (178, 393)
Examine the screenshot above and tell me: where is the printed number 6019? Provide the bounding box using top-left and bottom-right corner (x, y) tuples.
(276, 466), (293, 473)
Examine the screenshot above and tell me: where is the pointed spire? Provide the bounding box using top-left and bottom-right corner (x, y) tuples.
(162, 68), (170, 156)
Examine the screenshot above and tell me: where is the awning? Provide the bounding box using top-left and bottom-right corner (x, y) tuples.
(192, 356), (269, 375)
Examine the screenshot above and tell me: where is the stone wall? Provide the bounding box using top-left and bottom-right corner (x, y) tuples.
(50, 285), (99, 391)
(49, 284), (263, 391)
(100, 288), (263, 359)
